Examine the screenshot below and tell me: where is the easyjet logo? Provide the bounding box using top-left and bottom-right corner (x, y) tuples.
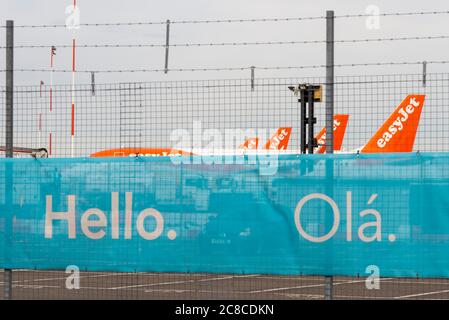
(377, 97), (421, 148)
(317, 119), (341, 146)
(268, 128), (290, 150)
(240, 138), (258, 150)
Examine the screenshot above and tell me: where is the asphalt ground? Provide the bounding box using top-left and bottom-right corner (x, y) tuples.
(0, 269), (449, 300)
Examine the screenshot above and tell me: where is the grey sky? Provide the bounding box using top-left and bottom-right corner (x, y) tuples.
(1, 0), (449, 85)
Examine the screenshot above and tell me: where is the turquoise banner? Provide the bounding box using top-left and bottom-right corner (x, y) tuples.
(0, 153), (449, 278)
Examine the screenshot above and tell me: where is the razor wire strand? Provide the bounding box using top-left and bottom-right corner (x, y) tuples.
(2, 60), (449, 75)
(0, 16), (325, 29)
(2, 10), (449, 28)
(1, 73), (443, 96)
(0, 76), (436, 95)
(3, 35), (449, 49)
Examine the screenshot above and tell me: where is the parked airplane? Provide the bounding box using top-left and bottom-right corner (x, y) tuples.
(235, 94), (424, 155)
(90, 148), (192, 158)
(239, 117), (349, 154)
(315, 114), (349, 154)
(350, 94), (425, 153)
(90, 114), (348, 158)
(90, 94), (424, 158)
(90, 127), (294, 158)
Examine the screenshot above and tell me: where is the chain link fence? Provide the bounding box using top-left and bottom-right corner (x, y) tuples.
(2, 73), (448, 156)
(1, 73), (449, 299)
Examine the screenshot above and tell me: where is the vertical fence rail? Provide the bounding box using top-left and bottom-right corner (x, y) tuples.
(4, 19), (14, 300)
(324, 10), (335, 300)
(325, 11), (334, 154)
(250, 66), (255, 91)
(164, 19), (170, 74)
(422, 61), (427, 87)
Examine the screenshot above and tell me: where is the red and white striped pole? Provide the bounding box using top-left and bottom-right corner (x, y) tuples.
(49, 46), (56, 156)
(39, 80), (44, 148)
(71, 0), (77, 158)
(39, 112), (42, 148)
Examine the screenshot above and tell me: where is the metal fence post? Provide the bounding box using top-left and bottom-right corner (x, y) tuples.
(422, 61), (427, 87)
(307, 87), (315, 154)
(4, 19), (14, 300)
(326, 11), (334, 155)
(91, 72), (96, 96)
(164, 19), (170, 74)
(250, 66), (255, 91)
(325, 10), (335, 301)
(324, 274), (333, 299)
(300, 89), (306, 154)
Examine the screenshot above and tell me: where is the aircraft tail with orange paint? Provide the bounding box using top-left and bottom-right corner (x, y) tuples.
(90, 93), (424, 159)
(315, 114), (349, 154)
(264, 128), (292, 150)
(239, 137), (259, 150)
(360, 94), (425, 153)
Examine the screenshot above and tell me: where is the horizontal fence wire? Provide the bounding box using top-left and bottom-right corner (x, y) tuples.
(1, 61), (447, 74)
(2, 10), (449, 28)
(3, 35), (449, 49)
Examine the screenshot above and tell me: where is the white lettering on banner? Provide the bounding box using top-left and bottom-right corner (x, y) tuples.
(294, 192), (391, 243)
(125, 192), (133, 239)
(294, 194), (340, 242)
(45, 191), (393, 243)
(268, 129), (289, 150)
(377, 97), (421, 148)
(111, 192), (119, 239)
(317, 119), (341, 146)
(44, 193), (176, 241)
(81, 208), (107, 240)
(136, 208), (164, 240)
(45, 195), (76, 239)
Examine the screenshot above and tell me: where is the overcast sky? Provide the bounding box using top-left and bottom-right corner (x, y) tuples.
(1, 0), (449, 85)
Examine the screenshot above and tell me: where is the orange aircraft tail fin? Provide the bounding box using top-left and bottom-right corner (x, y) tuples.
(264, 128), (292, 150)
(239, 137), (259, 150)
(316, 114), (349, 154)
(361, 95), (425, 153)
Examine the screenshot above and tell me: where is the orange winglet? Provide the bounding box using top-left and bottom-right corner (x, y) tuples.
(90, 148), (193, 158)
(316, 114), (350, 154)
(361, 95), (425, 153)
(264, 128), (292, 150)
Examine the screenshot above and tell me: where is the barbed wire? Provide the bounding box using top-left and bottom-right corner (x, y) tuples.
(3, 34), (449, 50)
(336, 35), (449, 43)
(0, 76), (439, 94)
(0, 67), (250, 73)
(0, 40), (324, 49)
(334, 10), (449, 19)
(1, 60), (448, 74)
(257, 61), (449, 70)
(0, 17), (325, 29)
(1, 10), (449, 29)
